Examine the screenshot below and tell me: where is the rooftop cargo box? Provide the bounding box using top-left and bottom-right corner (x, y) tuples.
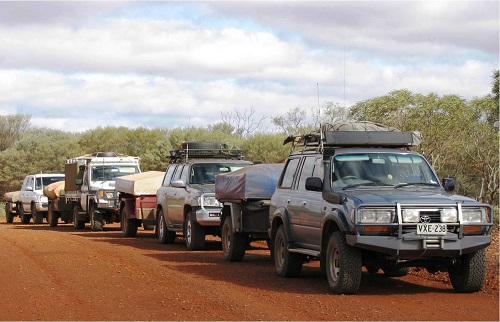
(215, 163), (284, 201)
(115, 171), (164, 196)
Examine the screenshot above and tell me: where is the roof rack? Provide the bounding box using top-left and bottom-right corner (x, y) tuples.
(284, 121), (422, 152)
(168, 142), (243, 163)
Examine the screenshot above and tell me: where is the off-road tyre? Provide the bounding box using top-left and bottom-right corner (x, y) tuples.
(121, 206), (138, 237)
(326, 231), (362, 294)
(157, 209), (176, 244)
(5, 203), (14, 224)
(222, 216), (247, 262)
(185, 211), (205, 251)
(448, 249), (486, 293)
(382, 266), (410, 277)
(273, 225), (304, 277)
(72, 204), (85, 230)
(89, 203), (103, 231)
(31, 204), (43, 224)
(47, 201), (59, 227)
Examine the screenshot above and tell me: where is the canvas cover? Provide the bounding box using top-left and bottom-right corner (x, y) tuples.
(215, 163), (284, 201)
(3, 191), (20, 202)
(43, 181), (65, 199)
(115, 171), (164, 196)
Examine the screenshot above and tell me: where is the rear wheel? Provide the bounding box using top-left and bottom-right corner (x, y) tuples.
(382, 266), (410, 277)
(185, 211), (205, 251)
(157, 209), (175, 244)
(222, 216), (247, 262)
(326, 231), (362, 294)
(72, 204), (85, 230)
(448, 249), (486, 293)
(48, 201), (59, 227)
(121, 206), (138, 237)
(273, 225), (303, 277)
(5, 203), (14, 224)
(20, 202), (31, 224)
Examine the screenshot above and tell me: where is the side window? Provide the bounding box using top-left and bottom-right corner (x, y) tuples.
(180, 165), (190, 182)
(162, 165), (176, 187)
(297, 157), (316, 190)
(172, 165), (184, 180)
(35, 177), (43, 190)
(313, 157), (323, 178)
(279, 158), (300, 189)
(28, 177), (34, 190)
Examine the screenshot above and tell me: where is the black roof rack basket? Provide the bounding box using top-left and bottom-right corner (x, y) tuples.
(169, 142), (243, 163)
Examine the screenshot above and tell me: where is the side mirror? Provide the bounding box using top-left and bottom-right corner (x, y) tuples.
(442, 178), (455, 192)
(305, 177), (323, 192)
(25, 186), (33, 192)
(171, 179), (186, 188)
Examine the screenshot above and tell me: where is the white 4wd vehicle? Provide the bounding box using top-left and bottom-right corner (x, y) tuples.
(18, 173), (65, 224)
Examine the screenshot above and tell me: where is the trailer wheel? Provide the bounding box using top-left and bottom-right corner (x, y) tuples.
(185, 211), (205, 251)
(89, 203), (103, 231)
(48, 201), (59, 227)
(72, 204), (85, 230)
(121, 207), (138, 237)
(448, 249), (486, 293)
(274, 225), (303, 277)
(157, 209), (175, 244)
(222, 216), (247, 262)
(5, 203), (14, 224)
(326, 231), (362, 294)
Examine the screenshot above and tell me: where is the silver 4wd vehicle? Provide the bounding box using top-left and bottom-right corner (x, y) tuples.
(269, 122), (494, 294)
(18, 173), (65, 224)
(156, 142), (252, 250)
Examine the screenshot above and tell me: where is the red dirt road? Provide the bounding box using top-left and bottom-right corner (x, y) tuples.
(0, 222), (498, 321)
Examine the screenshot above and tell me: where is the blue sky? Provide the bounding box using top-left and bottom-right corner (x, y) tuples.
(0, 1), (498, 132)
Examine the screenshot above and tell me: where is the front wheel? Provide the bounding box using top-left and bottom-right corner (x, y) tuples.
(31, 204), (43, 224)
(448, 249), (486, 293)
(48, 201), (59, 227)
(73, 204), (85, 230)
(185, 211), (205, 251)
(120, 206), (138, 237)
(222, 216), (247, 262)
(273, 225), (303, 277)
(326, 231), (362, 294)
(89, 203), (103, 231)
(157, 209), (176, 244)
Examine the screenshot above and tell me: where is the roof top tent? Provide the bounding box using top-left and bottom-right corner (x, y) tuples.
(168, 142), (243, 163)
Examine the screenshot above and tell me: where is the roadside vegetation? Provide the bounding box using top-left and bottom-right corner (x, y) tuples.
(0, 71), (498, 209)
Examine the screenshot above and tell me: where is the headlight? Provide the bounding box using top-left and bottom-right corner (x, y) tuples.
(441, 208), (457, 223)
(105, 192), (114, 199)
(40, 196), (48, 203)
(402, 209), (419, 223)
(462, 208), (485, 223)
(358, 209), (394, 223)
(199, 195), (220, 208)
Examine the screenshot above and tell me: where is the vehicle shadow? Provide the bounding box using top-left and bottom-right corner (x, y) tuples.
(4, 221), (455, 296)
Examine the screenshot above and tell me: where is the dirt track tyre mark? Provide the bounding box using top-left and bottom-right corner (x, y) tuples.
(185, 211), (205, 251)
(222, 216), (247, 262)
(326, 231), (362, 294)
(157, 209), (175, 244)
(273, 225), (303, 277)
(448, 249), (486, 293)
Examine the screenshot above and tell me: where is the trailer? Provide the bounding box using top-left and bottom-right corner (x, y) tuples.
(43, 181), (73, 227)
(116, 171), (164, 237)
(3, 191), (20, 223)
(215, 163), (284, 262)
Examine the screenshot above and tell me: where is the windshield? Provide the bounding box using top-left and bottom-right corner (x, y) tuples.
(331, 153), (439, 188)
(190, 163), (248, 184)
(35, 176), (64, 190)
(91, 165), (139, 182)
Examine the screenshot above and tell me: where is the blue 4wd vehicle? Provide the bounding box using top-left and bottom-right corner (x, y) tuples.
(269, 122), (494, 294)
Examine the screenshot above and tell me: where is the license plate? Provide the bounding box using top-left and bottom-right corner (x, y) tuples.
(417, 223), (447, 235)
